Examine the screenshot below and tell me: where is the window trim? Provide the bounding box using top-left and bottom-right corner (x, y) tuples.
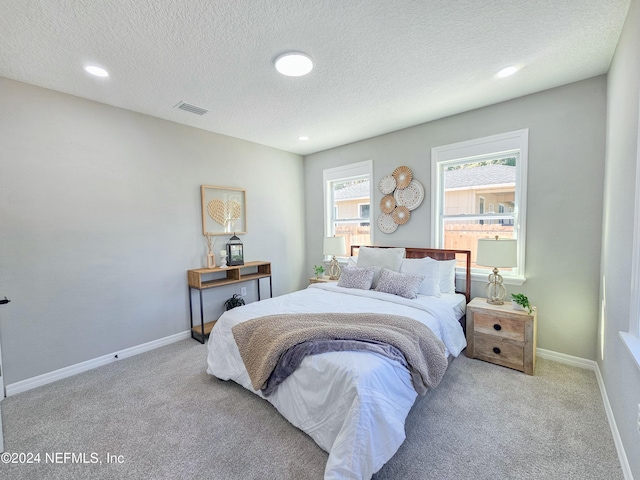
(431, 129), (529, 284)
(323, 160), (374, 249)
(620, 99), (640, 370)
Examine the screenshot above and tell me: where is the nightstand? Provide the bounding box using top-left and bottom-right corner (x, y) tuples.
(465, 297), (537, 375)
(309, 276), (338, 284)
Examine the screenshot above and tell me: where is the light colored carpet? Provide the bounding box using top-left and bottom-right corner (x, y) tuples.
(1, 339), (623, 479)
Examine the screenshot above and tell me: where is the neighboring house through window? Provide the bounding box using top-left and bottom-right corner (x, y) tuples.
(431, 129), (528, 282)
(323, 160), (373, 255)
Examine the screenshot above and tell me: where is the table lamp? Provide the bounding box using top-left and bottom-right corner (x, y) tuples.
(323, 236), (347, 280)
(476, 236), (517, 305)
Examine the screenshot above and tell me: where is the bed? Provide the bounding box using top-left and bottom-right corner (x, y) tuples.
(207, 246), (471, 479)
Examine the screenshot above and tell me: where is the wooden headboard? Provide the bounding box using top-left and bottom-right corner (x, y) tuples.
(350, 245), (471, 303)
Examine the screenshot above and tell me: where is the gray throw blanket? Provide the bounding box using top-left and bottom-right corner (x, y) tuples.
(261, 339), (409, 396)
(232, 312), (448, 396)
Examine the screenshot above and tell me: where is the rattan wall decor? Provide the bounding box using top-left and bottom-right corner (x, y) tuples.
(376, 166), (424, 233)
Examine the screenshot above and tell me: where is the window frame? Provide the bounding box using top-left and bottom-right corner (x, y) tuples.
(620, 100), (640, 370)
(431, 129), (529, 284)
(323, 160), (374, 254)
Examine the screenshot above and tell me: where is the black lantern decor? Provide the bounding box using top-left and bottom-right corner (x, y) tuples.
(226, 234), (244, 266)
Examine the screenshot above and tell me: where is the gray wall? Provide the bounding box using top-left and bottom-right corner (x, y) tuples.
(600, 0), (640, 476)
(304, 76), (606, 362)
(0, 77), (306, 385)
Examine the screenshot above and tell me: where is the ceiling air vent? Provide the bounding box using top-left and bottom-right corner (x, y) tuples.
(175, 101), (208, 116)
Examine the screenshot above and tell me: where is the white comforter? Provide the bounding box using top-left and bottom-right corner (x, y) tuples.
(206, 283), (467, 479)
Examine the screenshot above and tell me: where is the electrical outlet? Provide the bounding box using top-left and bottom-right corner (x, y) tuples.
(241, 287), (247, 296)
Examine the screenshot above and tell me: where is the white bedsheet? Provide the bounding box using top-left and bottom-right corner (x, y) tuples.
(207, 283), (467, 479)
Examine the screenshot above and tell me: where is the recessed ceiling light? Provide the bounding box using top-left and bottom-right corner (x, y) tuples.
(298, 136), (309, 141)
(496, 66), (519, 78)
(83, 65), (109, 78)
(275, 52), (313, 77)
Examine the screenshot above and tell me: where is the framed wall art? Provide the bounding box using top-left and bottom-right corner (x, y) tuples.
(201, 185), (247, 235)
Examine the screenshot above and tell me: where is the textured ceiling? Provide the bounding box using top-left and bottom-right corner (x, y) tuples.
(0, 0), (631, 155)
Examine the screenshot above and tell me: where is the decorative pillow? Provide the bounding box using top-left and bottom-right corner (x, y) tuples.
(374, 268), (424, 299)
(438, 259), (457, 294)
(356, 247), (405, 287)
(337, 266), (375, 290)
(347, 256), (358, 268)
(400, 257), (441, 297)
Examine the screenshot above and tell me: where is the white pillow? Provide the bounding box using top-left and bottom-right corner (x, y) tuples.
(400, 257), (441, 297)
(438, 259), (457, 294)
(356, 247), (405, 287)
(347, 256), (358, 268)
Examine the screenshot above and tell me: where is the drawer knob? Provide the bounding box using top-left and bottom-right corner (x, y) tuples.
(493, 324), (502, 331)
(493, 347), (501, 355)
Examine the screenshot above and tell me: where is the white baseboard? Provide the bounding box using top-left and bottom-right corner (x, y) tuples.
(537, 348), (633, 480)
(536, 347), (597, 370)
(594, 362), (634, 480)
(5, 330), (192, 397)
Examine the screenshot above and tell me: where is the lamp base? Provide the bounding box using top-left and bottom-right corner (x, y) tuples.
(485, 267), (506, 305)
(328, 256), (341, 280)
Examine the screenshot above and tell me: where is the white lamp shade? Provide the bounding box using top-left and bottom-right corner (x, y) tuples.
(476, 238), (517, 268)
(323, 236), (346, 256)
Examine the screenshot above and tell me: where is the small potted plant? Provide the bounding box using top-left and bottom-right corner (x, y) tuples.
(313, 265), (325, 279)
(224, 293), (245, 311)
(511, 293), (532, 314)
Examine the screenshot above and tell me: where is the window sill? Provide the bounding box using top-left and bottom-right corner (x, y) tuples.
(620, 331), (640, 372)
(460, 271), (526, 286)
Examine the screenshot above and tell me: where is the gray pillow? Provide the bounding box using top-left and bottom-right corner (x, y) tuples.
(337, 266), (375, 290)
(374, 268), (424, 299)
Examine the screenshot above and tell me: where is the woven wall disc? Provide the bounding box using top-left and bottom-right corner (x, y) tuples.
(380, 195), (396, 214)
(379, 175), (396, 194)
(377, 212), (398, 233)
(392, 206), (410, 225)
(394, 180), (424, 210)
(392, 166), (413, 189)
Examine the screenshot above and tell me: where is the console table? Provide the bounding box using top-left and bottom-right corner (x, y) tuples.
(187, 261), (272, 343)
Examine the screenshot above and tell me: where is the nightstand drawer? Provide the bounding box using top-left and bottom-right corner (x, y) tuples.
(474, 333), (524, 371)
(474, 312), (525, 341)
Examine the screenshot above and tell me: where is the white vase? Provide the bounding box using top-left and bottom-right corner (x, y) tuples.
(511, 300), (524, 311)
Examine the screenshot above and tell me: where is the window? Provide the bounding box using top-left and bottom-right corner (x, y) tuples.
(431, 129), (528, 282)
(358, 203), (370, 227)
(358, 203), (370, 219)
(621, 102), (640, 369)
(323, 160), (373, 255)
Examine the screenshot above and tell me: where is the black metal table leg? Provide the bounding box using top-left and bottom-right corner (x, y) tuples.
(198, 289), (205, 344)
(189, 287), (194, 340)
